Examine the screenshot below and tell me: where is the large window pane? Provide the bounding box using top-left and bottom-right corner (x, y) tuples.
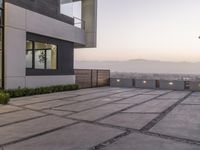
(26, 50), (32, 68)
(0, 0), (3, 8)
(35, 50), (45, 69)
(26, 41), (57, 70)
(46, 46), (57, 69)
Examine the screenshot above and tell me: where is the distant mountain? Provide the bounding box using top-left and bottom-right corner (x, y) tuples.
(75, 59), (200, 74)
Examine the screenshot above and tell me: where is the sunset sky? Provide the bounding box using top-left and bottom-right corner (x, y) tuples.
(75, 0), (200, 62)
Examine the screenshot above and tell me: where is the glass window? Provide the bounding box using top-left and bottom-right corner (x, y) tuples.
(26, 50), (32, 68)
(26, 41), (57, 70)
(46, 46), (57, 69)
(0, 0), (3, 9)
(35, 50), (45, 69)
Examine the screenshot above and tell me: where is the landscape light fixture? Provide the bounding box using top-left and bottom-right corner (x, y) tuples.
(117, 79), (121, 82)
(143, 80), (147, 84)
(169, 82), (174, 86)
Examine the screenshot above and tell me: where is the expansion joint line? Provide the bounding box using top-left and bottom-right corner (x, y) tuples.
(88, 91), (193, 150)
(140, 91), (192, 131)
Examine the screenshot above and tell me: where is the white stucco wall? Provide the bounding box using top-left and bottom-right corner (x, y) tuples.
(25, 75), (75, 88)
(4, 3), (80, 89)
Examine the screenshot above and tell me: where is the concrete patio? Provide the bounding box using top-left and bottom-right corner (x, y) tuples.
(0, 87), (200, 150)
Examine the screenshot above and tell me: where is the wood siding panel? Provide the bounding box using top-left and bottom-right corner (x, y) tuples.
(75, 69), (110, 88)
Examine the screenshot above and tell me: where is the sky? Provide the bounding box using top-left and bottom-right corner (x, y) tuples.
(75, 0), (200, 62)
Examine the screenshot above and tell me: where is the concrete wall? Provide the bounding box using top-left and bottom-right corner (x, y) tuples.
(159, 80), (185, 90)
(135, 79), (156, 89)
(110, 78), (134, 88)
(189, 81), (200, 91)
(25, 75), (75, 88)
(81, 0), (97, 48)
(110, 78), (188, 91)
(4, 3), (82, 89)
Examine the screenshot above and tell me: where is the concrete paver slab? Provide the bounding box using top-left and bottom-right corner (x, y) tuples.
(10, 87), (116, 106)
(24, 100), (74, 110)
(191, 92), (200, 96)
(10, 95), (75, 106)
(97, 96), (124, 102)
(106, 88), (137, 93)
(68, 104), (132, 121)
(0, 88), (199, 150)
(41, 109), (74, 116)
(154, 98), (180, 101)
(144, 90), (171, 95)
(11, 93), (76, 104)
(54, 96), (124, 112)
(108, 90), (148, 99)
(181, 96), (200, 105)
(61, 92), (118, 102)
(124, 100), (178, 113)
(10, 98), (51, 106)
(0, 116), (76, 146)
(4, 123), (123, 150)
(108, 92), (139, 99)
(0, 110), (45, 127)
(150, 105), (200, 141)
(0, 105), (22, 114)
(158, 91), (190, 99)
(115, 94), (158, 104)
(55, 99), (110, 112)
(102, 133), (200, 150)
(99, 113), (158, 129)
(63, 87), (120, 95)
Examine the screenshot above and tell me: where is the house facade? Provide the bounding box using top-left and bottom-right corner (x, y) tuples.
(0, 0), (97, 89)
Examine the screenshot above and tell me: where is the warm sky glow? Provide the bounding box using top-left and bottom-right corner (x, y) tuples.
(75, 0), (200, 62)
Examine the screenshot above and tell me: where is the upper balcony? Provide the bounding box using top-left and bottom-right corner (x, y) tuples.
(60, 0), (84, 29)
(60, 0), (97, 48)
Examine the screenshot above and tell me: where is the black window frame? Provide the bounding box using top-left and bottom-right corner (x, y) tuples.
(26, 41), (58, 70)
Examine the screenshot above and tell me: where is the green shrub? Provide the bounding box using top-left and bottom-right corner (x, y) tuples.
(5, 84), (79, 98)
(0, 92), (10, 105)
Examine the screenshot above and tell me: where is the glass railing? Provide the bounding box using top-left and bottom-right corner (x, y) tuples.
(60, 0), (74, 18)
(60, 0), (84, 29)
(74, 17), (85, 30)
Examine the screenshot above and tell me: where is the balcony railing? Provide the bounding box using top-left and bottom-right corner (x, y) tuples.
(74, 17), (85, 30)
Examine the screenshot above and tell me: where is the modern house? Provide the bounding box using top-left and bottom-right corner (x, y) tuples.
(0, 0), (97, 89)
